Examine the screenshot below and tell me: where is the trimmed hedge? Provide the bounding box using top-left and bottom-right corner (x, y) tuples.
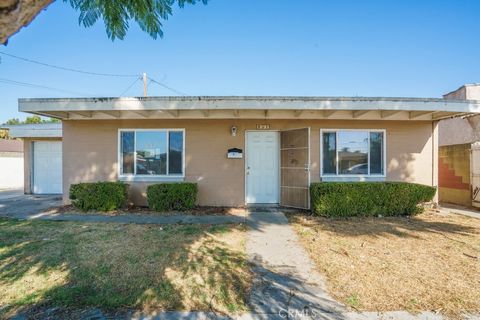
(147, 183), (198, 211)
(310, 182), (436, 217)
(69, 182), (128, 212)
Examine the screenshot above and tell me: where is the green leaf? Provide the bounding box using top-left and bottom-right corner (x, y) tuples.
(65, 0), (208, 40)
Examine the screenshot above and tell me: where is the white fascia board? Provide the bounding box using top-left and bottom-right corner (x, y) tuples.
(18, 96), (480, 114)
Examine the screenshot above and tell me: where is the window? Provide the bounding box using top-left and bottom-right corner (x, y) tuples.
(119, 129), (184, 177)
(321, 130), (385, 176)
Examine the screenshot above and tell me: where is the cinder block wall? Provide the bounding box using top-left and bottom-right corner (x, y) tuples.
(439, 144), (471, 206)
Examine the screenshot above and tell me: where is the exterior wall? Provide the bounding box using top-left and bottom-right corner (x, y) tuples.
(443, 86), (467, 100)
(23, 137), (63, 194)
(0, 152), (23, 189)
(62, 119), (436, 206)
(440, 84), (480, 146)
(443, 84), (480, 100)
(438, 144), (471, 206)
(439, 117), (476, 147)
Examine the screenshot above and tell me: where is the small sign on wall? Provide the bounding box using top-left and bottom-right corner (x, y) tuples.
(256, 124), (270, 130)
(227, 148), (243, 159)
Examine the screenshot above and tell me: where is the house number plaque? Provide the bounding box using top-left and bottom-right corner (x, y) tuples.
(256, 124), (270, 130)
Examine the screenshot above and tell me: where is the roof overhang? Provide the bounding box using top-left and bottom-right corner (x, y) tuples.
(1, 123), (62, 138)
(18, 96), (480, 121)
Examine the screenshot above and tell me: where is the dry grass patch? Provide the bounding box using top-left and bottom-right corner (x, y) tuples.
(288, 212), (480, 317)
(0, 219), (251, 317)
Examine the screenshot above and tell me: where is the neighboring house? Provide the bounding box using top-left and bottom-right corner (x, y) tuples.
(17, 90), (480, 209)
(0, 139), (23, 190)
(2, 123), (62, 195)
(439, 84), (480, 207)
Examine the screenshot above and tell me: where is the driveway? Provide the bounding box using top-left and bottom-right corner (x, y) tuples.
(0, 189), (62, 218)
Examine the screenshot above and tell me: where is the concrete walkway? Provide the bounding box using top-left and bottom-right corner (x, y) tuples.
(0, 208), (245, 225)
(0, 193), (62, 216)
(245, 210), (346, 319)
(439, 203), (480, 220)
(0, 188), (25, 200)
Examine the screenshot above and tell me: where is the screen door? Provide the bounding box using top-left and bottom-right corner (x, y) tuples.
(280, 128), (310, 209)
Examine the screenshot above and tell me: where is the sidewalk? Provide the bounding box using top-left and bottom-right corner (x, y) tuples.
(245, 210), (346, 319)
(439, 203), (480, 219)
(0, 208), (246, 225)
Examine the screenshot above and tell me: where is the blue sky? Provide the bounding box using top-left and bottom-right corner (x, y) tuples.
(1, 0), (480, 123)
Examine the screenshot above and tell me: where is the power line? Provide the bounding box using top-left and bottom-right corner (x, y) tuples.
(147, 76), (188, 96)
(119, 76), (142, 96)
(0, 51), (139, 78)
(0, 77), (92, 96)
(0, 52), (189, 96)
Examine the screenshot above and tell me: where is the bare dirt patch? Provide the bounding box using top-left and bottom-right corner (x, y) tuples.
(288, 211), (480, 318)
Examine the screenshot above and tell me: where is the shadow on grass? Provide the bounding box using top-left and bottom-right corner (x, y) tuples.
(0, 218), (251, 319)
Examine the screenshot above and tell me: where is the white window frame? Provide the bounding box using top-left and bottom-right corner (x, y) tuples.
(320, 129), (386, 181)
(118, 128), (185, 182)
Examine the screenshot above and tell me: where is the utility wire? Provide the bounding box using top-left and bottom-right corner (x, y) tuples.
(0, 51), (189, 96)
(119, 76), (142, 96)
(0, 77), (91, 96)
(147, 76), (188, 96)
(0, 51), (139, 78)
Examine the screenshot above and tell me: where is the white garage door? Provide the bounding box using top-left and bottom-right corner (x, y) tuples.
(33, 141), (62, 194)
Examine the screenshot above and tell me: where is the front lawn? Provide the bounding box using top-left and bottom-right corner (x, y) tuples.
(0, 218), (251, 317)
(289, 212), (480, 317)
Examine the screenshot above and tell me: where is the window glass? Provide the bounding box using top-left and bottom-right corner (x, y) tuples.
(338, 131), (368, 175)
(322, 132), (337, 174)
(136, 131), (167, 175)
(169, 131), (183, 174)
(369, 132), (384, 174)
(121, 131), (134, 174)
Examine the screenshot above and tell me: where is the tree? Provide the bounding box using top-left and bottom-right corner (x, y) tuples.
(2, 116), (60, 125)
(24, 115), (43, 124)
(5, 118), (20, 125)
(1, 116), (59, 139)
(1, 0), (207, 44)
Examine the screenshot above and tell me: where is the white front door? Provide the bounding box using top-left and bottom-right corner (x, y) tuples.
(33, 141), (62, 194)
(246, 131), (279, 204)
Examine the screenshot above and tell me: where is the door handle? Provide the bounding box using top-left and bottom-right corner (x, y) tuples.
(304, 164), (310, 172)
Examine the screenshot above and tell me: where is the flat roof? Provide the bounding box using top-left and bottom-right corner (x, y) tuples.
(18, 96), (480, 121)
(1, 123), (62, 138)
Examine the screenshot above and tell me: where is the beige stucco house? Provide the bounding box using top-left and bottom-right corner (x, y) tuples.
(17, 94), (480, 209)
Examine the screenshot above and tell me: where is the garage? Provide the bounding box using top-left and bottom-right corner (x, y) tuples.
(32, 141), (62, 194)
(1, 123), (63, 195)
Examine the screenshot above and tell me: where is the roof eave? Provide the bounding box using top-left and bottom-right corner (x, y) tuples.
(18, 96), (480, 121)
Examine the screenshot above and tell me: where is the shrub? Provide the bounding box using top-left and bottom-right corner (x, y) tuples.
(69, 182), (128, 212)
(310, 182), (436, 217)
(147, 183), (198, 211)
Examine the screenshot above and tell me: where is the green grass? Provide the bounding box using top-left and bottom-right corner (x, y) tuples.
(0, 218), (251, 317)
(345, 294), (360, 309)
